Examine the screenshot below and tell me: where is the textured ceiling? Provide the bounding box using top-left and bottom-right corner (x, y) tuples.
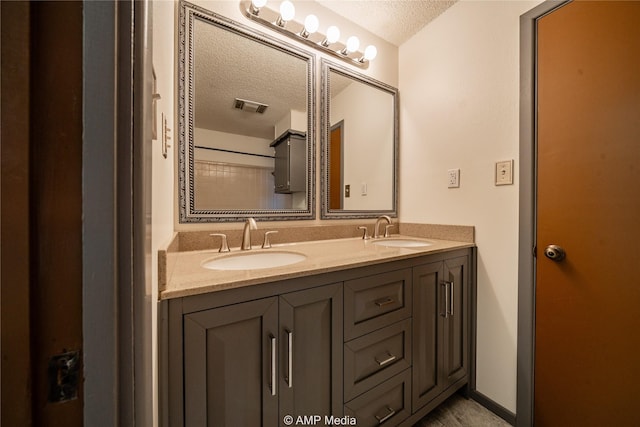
(316, 0), (457, 46)
(194, 18), (307, 139)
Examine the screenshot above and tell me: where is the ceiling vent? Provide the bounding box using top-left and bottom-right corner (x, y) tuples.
(234, 98), (269, 114)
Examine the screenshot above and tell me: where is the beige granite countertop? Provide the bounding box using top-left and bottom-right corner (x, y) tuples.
(161, 235), (474, 300)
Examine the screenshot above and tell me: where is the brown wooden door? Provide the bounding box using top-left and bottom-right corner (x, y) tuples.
(535, 1), (640, 425)
(1, 2), (84, 425)
(329, 122), (343, 209)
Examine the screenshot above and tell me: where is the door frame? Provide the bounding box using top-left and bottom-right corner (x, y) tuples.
(83, 0), (153, 425)
(516, 1), (570, 426)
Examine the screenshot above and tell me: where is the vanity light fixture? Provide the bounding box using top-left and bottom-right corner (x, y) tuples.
(241, 0), (376, 69)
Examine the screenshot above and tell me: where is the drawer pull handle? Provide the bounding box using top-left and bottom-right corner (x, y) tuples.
(374, 352), (397, 366)
(374, 297), (395, 308)
(374, 406), (396, 424)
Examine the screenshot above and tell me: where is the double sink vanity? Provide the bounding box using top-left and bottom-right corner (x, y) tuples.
(163, 2), (477, 426)
(160, 222), (476, 427)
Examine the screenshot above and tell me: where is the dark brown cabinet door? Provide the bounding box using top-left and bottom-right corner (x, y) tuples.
(412, 255), (469, 410)
(279, 283), (344, 421)
(412, 261), (444, 410)
(442, 256), (469, 387)
(181, 283), (343, 426)
(183, 298), (279, 427)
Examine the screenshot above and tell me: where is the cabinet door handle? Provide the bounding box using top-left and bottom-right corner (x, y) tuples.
(374, 352), (397, 366)
(441, 282), (449, 318)
(449, 281), (454, 316)
(442, 281), (454, 317)
(374, 405), (396, 424)
(269, 335), (277, 396)
(374, 297), (395, 308)
(286, 329), (293, 388)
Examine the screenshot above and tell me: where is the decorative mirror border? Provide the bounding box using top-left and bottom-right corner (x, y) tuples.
(320, 58), (399, 219)
(178, 1), (316, 223)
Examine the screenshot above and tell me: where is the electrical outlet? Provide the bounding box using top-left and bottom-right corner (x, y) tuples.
(495, 160), (514, 186)
(447, 168), (460, 188)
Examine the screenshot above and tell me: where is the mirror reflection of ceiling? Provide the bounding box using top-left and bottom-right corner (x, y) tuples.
(316, 0), (456, 46)
(194, 18), (307, 140)
(329, 71), (353, 98)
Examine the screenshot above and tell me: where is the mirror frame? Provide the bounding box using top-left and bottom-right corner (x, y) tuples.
(320, 59), (399, 219)
(178, 1), (315, 223)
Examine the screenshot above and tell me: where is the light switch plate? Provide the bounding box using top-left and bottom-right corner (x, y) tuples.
(495, 160), (514, 186)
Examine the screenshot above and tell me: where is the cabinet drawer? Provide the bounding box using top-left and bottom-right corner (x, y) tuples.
(344, 319), (412, 401)
(345, 269), (412, 340)
(344, 370), (411, 427)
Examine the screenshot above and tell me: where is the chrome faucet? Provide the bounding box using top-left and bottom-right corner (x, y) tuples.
(374, 215), (392, 238)
(241, 217), (258, 250)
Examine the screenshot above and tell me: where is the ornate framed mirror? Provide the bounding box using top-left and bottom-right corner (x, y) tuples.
(178, 1), (315, 222)
(320, 59), (398, 219)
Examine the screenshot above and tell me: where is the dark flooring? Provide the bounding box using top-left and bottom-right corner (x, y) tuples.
(413, 394), (511, 427)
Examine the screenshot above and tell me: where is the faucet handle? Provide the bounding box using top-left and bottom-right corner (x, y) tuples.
(357, 226), (371, 240)
(262, 231), (278, 249)
(384, 224), (395, 238)
(209, 233), (230, 253)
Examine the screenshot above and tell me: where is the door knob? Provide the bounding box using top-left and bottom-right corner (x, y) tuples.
(544, 244), (566, 262)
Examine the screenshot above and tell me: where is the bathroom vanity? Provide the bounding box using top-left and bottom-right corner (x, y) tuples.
(160, 236), (475, 427)
(167, 4), (475, 425)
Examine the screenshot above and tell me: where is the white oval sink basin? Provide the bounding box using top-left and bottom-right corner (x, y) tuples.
(202, 251), (307, 270)
(372, 239), (433, 248)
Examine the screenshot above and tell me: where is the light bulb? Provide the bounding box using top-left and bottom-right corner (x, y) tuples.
(364, 45), (377, 61)
(279, 1), (295, 22)
(304, 14), (319, 34)
(345, 36), (360, 53)
(250, 0), (267, 15)
(323, 25), (340, 45)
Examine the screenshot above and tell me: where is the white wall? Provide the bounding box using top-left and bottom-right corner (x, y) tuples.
(330, 81), (394, 210)
(399, 0), (542, 413)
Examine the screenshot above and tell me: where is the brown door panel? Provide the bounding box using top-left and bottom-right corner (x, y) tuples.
(535, 1), (640, 424)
